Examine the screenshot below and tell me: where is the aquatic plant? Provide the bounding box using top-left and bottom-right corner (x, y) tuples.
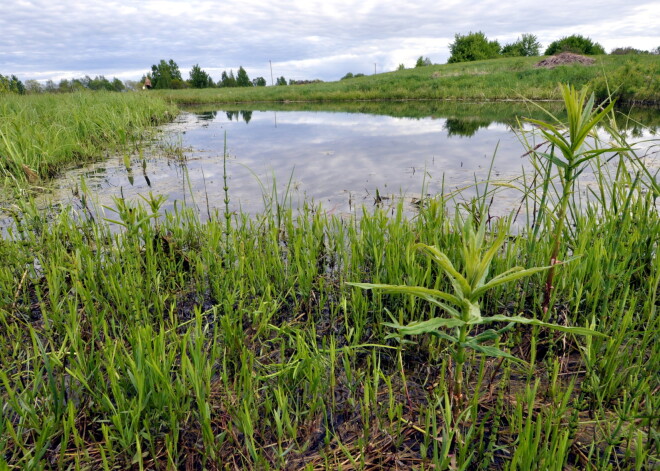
(524, 83), (621, 312)
(348, 211), (602, 420)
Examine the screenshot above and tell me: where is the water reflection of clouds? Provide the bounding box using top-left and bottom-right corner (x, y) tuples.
(27, 109), (658, 224)
(177, 110), (531, 214)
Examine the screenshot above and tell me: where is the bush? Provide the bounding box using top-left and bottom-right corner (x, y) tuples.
(610, 47), (648, 55)
(545, 35), (605, 55)
(501, 34), (541, 57)
(415, 56), (433, 67)
(448, 32), (500, 63)
(590, 60), (659, 104)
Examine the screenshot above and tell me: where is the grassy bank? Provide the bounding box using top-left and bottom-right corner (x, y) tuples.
(0, 92), (658, 469)
(0, 92), (177, 187)
(157, 54), (660, 105)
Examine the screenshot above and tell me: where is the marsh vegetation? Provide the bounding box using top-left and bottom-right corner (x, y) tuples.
(0, 80), (658, 469)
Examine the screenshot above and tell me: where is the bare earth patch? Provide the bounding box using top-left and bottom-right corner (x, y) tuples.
(535, 52), (596, 69)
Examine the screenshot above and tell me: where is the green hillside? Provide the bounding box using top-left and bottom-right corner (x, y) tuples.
(156, 54), (660, 105)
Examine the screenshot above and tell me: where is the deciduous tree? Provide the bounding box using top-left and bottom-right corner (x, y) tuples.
(501, 34), (541, 57)
(189, 64), (213, 88)
(448, 32), (500, 63)
(150, 59), (183, 89)
(236, 66), (251, 87)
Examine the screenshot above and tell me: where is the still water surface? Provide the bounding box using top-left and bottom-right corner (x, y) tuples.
(25, 103), (660, 221)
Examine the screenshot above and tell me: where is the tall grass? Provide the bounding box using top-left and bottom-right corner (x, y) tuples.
(0, 91), (176, 186)
(0, 86), (658, 469)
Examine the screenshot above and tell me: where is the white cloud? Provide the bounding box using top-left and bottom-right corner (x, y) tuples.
(1, 0), (658, 82)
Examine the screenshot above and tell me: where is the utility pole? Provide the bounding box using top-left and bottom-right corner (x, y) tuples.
(269, 60), (274, 86)
(374, 63), (376, 75)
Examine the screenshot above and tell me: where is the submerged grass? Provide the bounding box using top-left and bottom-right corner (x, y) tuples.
(0, 84), (658, 469)
(157, 54), (660, 106)
(0, 91), (177, 187)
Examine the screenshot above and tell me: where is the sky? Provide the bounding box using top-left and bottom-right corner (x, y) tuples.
(1, 0), (658, 85)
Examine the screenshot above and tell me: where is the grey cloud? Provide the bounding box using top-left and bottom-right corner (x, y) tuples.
(1, 0), (658, 82)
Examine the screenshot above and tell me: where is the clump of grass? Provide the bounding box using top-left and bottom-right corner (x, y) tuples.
(0, 91), (176, 186)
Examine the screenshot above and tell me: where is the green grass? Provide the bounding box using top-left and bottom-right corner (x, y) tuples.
(0, 94), (658, 469)
(156, 54), (660, 105)
(0, 91), (177, 187)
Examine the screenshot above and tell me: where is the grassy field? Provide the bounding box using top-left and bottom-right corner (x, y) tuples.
(0, 92), (177, 187)
(156, 54), (660, 105)
(0, 87), (658, 469)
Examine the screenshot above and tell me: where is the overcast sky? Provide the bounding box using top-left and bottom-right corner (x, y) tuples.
(2, 0), (658, 84)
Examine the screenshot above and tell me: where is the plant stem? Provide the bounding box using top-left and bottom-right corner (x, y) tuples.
(543, 167), (572, 314)
(453, 323), (469, 421)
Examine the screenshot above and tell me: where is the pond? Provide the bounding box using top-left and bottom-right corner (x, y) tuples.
(15, 102), (660, 224)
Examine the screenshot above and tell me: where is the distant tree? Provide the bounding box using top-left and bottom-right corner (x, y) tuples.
(501, 34), (541, 57)
(0, 74), (25, 94)
(415, 56), (432, 67)
(354, 73), (365, 78)
(86, 75), (115, 91)
(448, 32), (500, 63)
(189, 64), (213, 88)
(150, 59), (183, 89)
(653, 46), (660, 55)
(544, 35), (605, 55)
(340, 72), (354, 80)
(252, 76), (267, 86)
(24, 79), (43, 94)
(57, 79), (70, 93)
(44, 80), (56, 93)
(610, 47), (648, 55)
(111, 78), (125, 92)
(397, 63), (406, 71)
(220, 70), (237, 87)
(276, 76), (287, 86)
(236, 66), (251, 87)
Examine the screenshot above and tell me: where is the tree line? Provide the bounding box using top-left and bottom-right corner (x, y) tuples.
(144, 59), (270, 90)
(429, 33), (657, 66)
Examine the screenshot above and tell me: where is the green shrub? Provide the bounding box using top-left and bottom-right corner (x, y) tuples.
(448, 31), (500, 63)
(545, 35), (605, 55)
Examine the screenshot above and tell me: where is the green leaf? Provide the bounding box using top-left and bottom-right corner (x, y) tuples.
(472, 265), (551, 299)
(463, 341), (524, 362)
(572, 147), (628, 169)
(536, 151), (568, 169)
(430, 330), (460, 344)
(414, 244), (471, 296)
(472, 327), (507, 344)
(346, 282), (462, 308)
(466, 300), (481, 322)
(384, 317), (465, 335)
(472, 230), (506, 290)
(477, 315), (607, 337)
